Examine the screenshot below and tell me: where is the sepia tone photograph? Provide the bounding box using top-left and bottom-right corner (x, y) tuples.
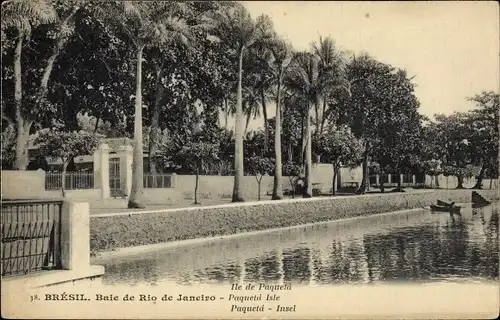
(1, 0), (499, 319)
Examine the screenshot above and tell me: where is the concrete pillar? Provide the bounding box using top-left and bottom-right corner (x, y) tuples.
(93, 149), (101, 189)
(388, 174), (392, 184)
(375, 174), (380, 187)
(99, 144), (111, 199)
(171, 173), (177, 188)
(400, 174), (404, 186)
(118, 145), (133, 196)
(412, 175), (416, 185)
(96, 144), (111, 199)
(61, 201), (90, 270)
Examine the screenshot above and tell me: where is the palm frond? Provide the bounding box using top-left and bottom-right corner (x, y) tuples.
(123, 1), (144, 26)
(1, 0), (57, 35)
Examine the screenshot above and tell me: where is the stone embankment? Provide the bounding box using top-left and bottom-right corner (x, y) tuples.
(90, 189), (499, 253)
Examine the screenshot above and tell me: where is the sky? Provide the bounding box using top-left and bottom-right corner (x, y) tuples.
(220, 1), (499, 131)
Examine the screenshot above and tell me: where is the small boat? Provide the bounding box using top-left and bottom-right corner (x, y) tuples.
(472, 191), (491, 206)
(437, 199), (453, 207)
(472, 202), (490, 209)
(430, 204), (461, 214)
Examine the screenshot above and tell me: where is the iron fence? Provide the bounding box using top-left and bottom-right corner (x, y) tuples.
(143, 174), (172, 188)
(1, 200), (63, 277)
(45, 172), (94, 190)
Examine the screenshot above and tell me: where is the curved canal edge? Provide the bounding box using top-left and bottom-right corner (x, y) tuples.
(90, 189), (499, 254)
(92, 207), (426, 262)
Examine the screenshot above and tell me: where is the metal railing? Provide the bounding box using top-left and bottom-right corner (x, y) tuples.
(45, 172), (94, 190)
(1, 200), (63, 277)
(369, 174), (415, 188)
(143, 174), (172, 188)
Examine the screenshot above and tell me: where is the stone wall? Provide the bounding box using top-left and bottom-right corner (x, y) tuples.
(1, 170), (46, 199)
(172, 164), (363, 201)
(89, 189), (499, 253)
(42, 189), (102, 201)
(173, 175), (277, 200)
(1, 170), (102, 200)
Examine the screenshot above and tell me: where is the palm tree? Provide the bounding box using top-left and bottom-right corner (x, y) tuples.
(101, 1), (192, 208)
(210, 4), (274, 202)
(312, 36), (350, 140)
(286, 51), (321, 197)
(146, 4), (210, 179)
(243, 85), (261, 135)
(268, 39), (293, 200)
(247, 43), (274, 153)
(2, 0), (57, 170)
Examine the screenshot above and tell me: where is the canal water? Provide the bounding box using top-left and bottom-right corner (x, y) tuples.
(99, 203), (499, 286)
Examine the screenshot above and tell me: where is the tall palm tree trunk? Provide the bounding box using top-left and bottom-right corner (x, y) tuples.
(272, 80), (283, 200)
(13, 33), (30, 170)
(299, 114), (305, 165)
(148, 66), (163, 179)
(128, 45), (146, 208)
(320, 98), (328, 136)
(304, 104), (313, 198)
(244, 106), (251, 135)
(224, 98), (229, 129)
(261, 86), (269, 154)
(232, 49), (245, 202)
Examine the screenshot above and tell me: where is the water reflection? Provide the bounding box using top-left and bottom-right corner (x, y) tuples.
(101, 204), (499, 285)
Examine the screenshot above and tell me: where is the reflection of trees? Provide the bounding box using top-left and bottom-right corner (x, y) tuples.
(282, 247), (312, 283)
(362, 210), (498, 282)
(244, 258), (261, 282)
(102, 205), (498, 285)
(192, 262), (242, 284)
(482, 210), (499, 278)
(260, 251), (282, 282)
(314, 240), (366, 284)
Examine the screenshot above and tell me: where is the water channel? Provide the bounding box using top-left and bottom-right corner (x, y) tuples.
(99, 203), (499, 286)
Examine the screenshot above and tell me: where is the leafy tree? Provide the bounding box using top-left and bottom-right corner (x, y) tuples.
(422, 159), (442, 188)
(245, 156), (274, 200)
(466, 91), (499, 189)
(209, 3), (274, 202)
(98, 1), (193, 208)
(343, 54), (384, 193)
(343, 54), (421, 193)
(429, 112), (473, 189)
(34, 129), (99, 197)
(283, 161), (302, 199)
(1, 123), (16, 169)
(2, 0), (82, 170)
(50, 5), (136, 133)
(317, 126), (362, 195)
(143, 2), (223, 177)
(244, 129), (271, 159)
(370, 69), (423, 192)
(282, 92), (306, 164)
(173, 141), (219, 204)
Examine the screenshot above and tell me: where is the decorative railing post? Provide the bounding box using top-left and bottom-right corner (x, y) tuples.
(61, 201), (90, 270)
